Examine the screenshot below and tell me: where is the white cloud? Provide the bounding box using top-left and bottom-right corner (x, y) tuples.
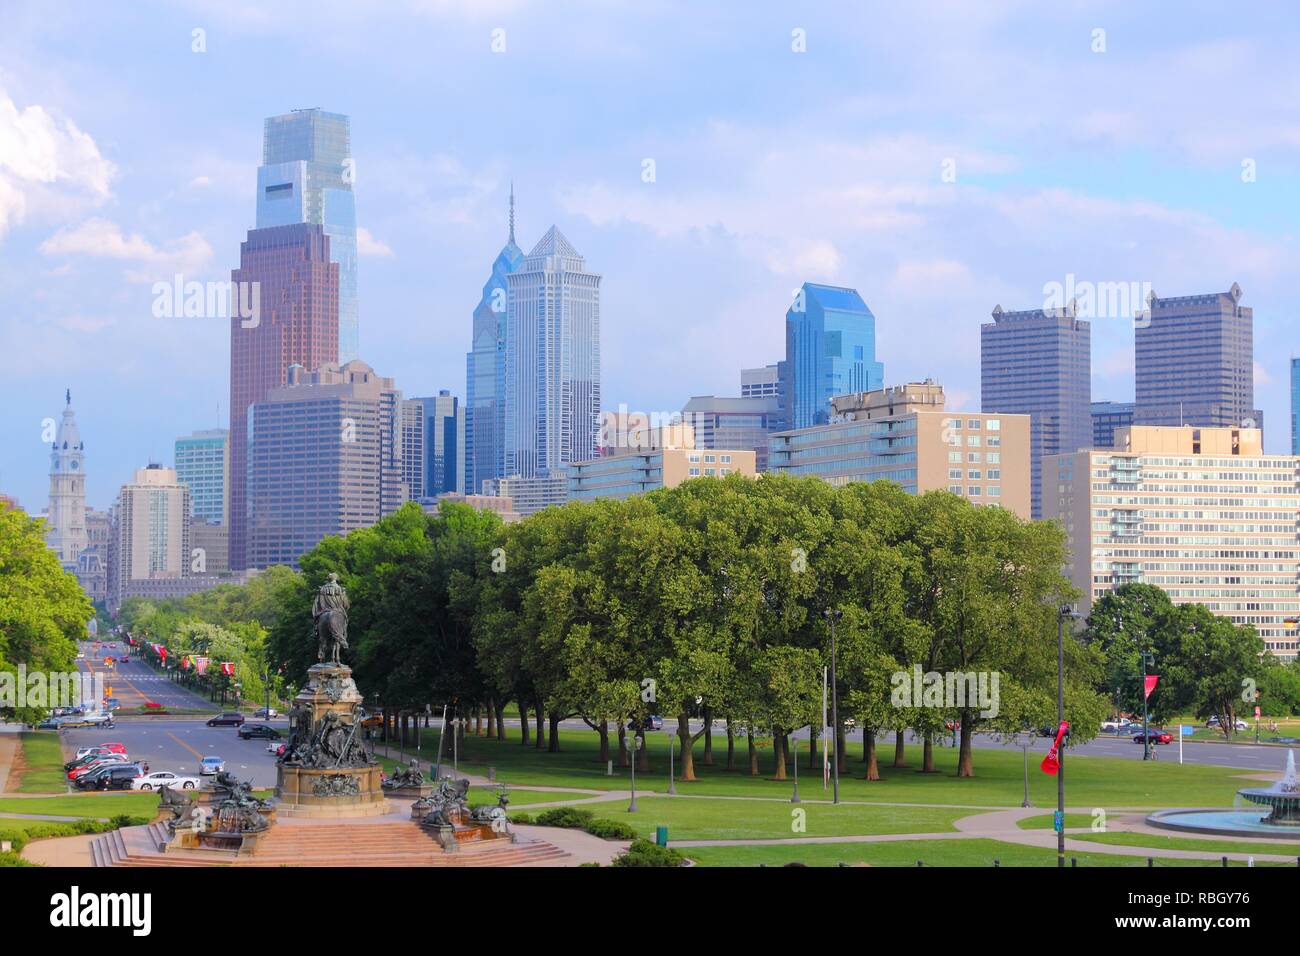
(0, 89), (115, 239)
(357, 226), (394, 257)
(39, 217), (213, 281)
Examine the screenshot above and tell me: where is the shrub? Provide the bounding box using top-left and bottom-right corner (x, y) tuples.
(508, 813), (533, 825)
(611, 838), (684, 868)
(534, 807), (595, 829)
(585, 817), (638, 840)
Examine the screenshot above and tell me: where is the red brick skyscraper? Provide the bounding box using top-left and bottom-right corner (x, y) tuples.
(228, 223), (338, 569)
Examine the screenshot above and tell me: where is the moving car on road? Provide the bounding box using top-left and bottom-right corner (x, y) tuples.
(132, 771), (199, 791)
(1132, 729), (1173, 745)
(199, 756), (225, 775)
(253, 707), (279, 719)
(267, 741), (286, 757)
(628, 715), (664, 731)
(206, 713), (245, 727)
(238, 723), (281, 740)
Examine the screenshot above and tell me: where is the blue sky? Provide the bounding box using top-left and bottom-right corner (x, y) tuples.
(3, 0), (1299, 510)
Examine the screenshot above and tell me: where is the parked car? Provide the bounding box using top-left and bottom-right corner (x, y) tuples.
(1100, 717), (1133, 732)
(1132, 730), (1173, 745)
(65, 751), (111, 771)
(1205, 716), (1250, 731)
(96, 742), (128, 755)
(237, 724), (280, 740)
(253, 707), (279, 719)
(77, 764), (143, 791)
(199, 756), (225, 775)
(628, 715), (664, 731)
(206, 713), (245, 727)
(132, 771), (199, 792)
(358, 710), (382, 728)
(68, 755), (130, 780)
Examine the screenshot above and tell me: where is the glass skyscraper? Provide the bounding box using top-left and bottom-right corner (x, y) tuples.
(256, 109), (358, 363)
(1292, 357), (1300, 455)
(415, 390), (464, 496)
(785, 283), (884, 429)
(465, 190), (524, 494)
(174, 429), (229, 524)
(503, 226), (601, 478)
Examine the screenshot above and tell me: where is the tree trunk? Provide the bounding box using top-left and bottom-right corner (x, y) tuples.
(864, 730), (880, 781)
(495, 701), (507, 741)
(519, 700), (531, 745)
(618, 724), (629, 767)
(808, 725), (819, 770)
(485, 699), (495, 738)
(894, 729), (907, 767)
(596, 720), (610, 764)
(636, 731), (649, 772)
(702, 707), (713, 766)
(747, 729), (759, 776)
(677, 713), (696, 781)
(726, 719), (735, 771)
(474, 707), (483, 737)
(773, 730), (787, 780)
(922, 736), (936, 773)
(836, 722), (848, 774)
(547, 711), (561, 753)
(534, 705), (545, 750)
(957, 712), (974, 778)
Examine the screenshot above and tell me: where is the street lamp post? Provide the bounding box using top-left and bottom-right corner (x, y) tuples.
(667, 730), (676, 796)
(626, 733), (643, 812)
(1057, 605), (1079, 869)
(1017, 730), (1033, 808)
(823, 607), (843, 805)
(1140, 650), (1155, 761)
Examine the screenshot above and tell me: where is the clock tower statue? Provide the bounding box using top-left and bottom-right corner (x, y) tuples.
(46, 389), (88, 567)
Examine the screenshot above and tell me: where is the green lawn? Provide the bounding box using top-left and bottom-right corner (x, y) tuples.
(399, 726), (1258, 810)
(1072, 831), (1300, 858)
(1017, 813), (1100, 830)
(12, 733), (69, 793)
(680, 838), (1290, 867)
(0, 793), (160, 818)
(476, 788), (590, 808)
(574, 796), (969, 841)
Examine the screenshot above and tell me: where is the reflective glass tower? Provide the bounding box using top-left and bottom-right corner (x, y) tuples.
(465, 189), (524, 494)
(503, 226), (601, 478)
(256, 109), (358, 363)
(785, 283), (884, 429)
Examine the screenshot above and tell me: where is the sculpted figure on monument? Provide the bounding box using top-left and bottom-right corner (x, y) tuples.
(313, 572), (350, 665)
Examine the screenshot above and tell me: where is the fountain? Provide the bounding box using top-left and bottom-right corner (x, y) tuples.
(1146, 749), (1300, 839)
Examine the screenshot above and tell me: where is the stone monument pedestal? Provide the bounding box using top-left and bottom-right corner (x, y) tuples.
(274, 663), (387, 818)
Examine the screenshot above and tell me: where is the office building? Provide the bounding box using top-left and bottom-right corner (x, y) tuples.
(482, 474), (569, 516)
(414, 390), (463, 497)
(228, 222), (339, 569)
(1044, 426), (1300, 661)
(400, 399), (426, 501)
(741, 364), (781, 398)
(257, 109), (358, 362)
(174, 429), (229, 524)
(681, 395), (783, 472)
(246, 360), (406, 569)
(569, 424), (757, 502)
(108, 465), (192, 610)
(465, 189), (525, 496)
(786, 284), (884, 429)
(1091, 402), (1136, 450)
(1134, 284), (1260, 430)
(423, 492), (521, 524)
(981, 304), (1091, 518)
(503, 226), (601, 478)
(769, 382), (1032, 520)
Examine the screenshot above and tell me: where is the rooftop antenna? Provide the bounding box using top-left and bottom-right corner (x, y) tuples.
(508, 181), (516, 245)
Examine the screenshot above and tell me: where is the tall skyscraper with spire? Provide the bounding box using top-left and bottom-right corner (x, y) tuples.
(256, 109), (358, 362)
(465, 187), (524, 494)
(503, 226), (602, 477)
(45, 389), (88, 566)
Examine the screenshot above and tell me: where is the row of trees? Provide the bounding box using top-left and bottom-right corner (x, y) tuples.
(263, 474), (1108, 780)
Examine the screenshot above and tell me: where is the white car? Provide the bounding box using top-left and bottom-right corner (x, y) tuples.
(1100, 717), (1132, 732)
(132, 771), (200, 792)
(265, 740), (286, 757)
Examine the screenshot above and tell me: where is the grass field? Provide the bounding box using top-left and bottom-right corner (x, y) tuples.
(400, 726), (1256, 810)
(1016, 813), (1099, 830)
(680, 839), (1291, 868)
(0, 793), (160, 817)
(1071, 831), (1300, 858)
(572, 796), (971, 841)
(11, 733), (68, 793)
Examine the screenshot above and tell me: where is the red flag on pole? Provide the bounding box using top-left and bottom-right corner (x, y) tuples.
(158, 646), (167, 663)
(220, 662), (235, 677)
(1040, 721), (1070, 775)
(1143, 675), (1159, 700)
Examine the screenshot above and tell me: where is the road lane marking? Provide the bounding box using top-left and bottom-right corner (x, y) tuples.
(166, 732), (205, 761)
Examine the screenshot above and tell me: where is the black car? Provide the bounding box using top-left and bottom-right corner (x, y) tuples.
(1038, 725), (1071, 739)
(76, 764), (142, 791)
(237, 723), (280, 740)
(207, 713), (246, 727)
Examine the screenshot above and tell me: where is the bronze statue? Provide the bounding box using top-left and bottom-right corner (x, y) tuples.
(313, 572), (350, 665)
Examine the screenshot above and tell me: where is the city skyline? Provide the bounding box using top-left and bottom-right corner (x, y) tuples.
(5, 3), (1300, 510)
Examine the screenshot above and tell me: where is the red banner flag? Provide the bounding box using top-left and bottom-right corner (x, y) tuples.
(157, 645), (167, 663)
(220, 662), (235, 677)
(1143, 674), (1159, 700)
(1040, 721), (1070, 775)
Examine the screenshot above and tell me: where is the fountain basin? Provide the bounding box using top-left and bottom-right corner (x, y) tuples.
(1146, 807), (1300, 840)
(1238, 788), (1300, 826)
